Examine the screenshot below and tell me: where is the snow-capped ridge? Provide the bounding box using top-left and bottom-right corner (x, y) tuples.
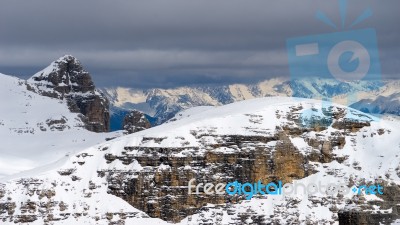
(29, 55), (83, 84)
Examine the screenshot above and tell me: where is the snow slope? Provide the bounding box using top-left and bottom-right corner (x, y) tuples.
(0, 73), (120, 178)
(1, 97), (399, 224)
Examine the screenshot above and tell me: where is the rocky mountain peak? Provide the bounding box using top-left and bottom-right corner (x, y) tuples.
(26, 55), (110, 133)
(28, 55), (95, 97)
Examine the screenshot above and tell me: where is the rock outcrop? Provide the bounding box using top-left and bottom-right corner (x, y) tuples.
(104, 133), (311, 222)
(122, 110), (151, 134)
(339, 209), (400, 225)
(26, 55), (110, 132)
(338, 184), (400, 225)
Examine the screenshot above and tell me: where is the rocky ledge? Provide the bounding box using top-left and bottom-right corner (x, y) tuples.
(123, 110), (152, 134)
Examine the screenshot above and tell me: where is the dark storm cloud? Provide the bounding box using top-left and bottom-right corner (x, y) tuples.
(0, 0), (399, 88)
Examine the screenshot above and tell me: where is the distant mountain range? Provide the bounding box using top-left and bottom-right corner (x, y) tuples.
(102, 78), (400, 128)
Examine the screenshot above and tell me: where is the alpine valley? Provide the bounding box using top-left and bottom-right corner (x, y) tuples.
(103, 78), (400, 127)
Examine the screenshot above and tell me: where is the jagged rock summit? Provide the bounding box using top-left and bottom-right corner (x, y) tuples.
(27, 55), (110, 132)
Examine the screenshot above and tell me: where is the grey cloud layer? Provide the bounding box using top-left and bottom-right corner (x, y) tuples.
(0, 0), (398, 88)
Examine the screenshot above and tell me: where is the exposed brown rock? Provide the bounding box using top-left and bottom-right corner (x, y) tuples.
(27, 55), (110, 132)
(104, 132), (333, 222)
(123, 110), (151, 134)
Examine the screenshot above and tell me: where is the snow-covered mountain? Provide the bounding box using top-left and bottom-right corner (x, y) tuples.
(28, 55), (110, 133)
(103, 78), (290, 125)
(103, 78), (400, 126)
(1, 97), (399, 224)
(0, 56), (119, 179)
(350, 93), (400, 115)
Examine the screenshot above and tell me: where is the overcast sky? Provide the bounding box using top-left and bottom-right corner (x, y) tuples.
(0, 0), (398, 88)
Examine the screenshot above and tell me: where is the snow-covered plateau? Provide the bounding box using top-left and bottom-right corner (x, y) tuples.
(1, 96), (399, 224)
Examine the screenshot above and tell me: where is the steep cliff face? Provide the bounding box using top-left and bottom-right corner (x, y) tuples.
(0, 98), (399, 225)
(105, 133), (311, 222)
(27, 55), (110, 132)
